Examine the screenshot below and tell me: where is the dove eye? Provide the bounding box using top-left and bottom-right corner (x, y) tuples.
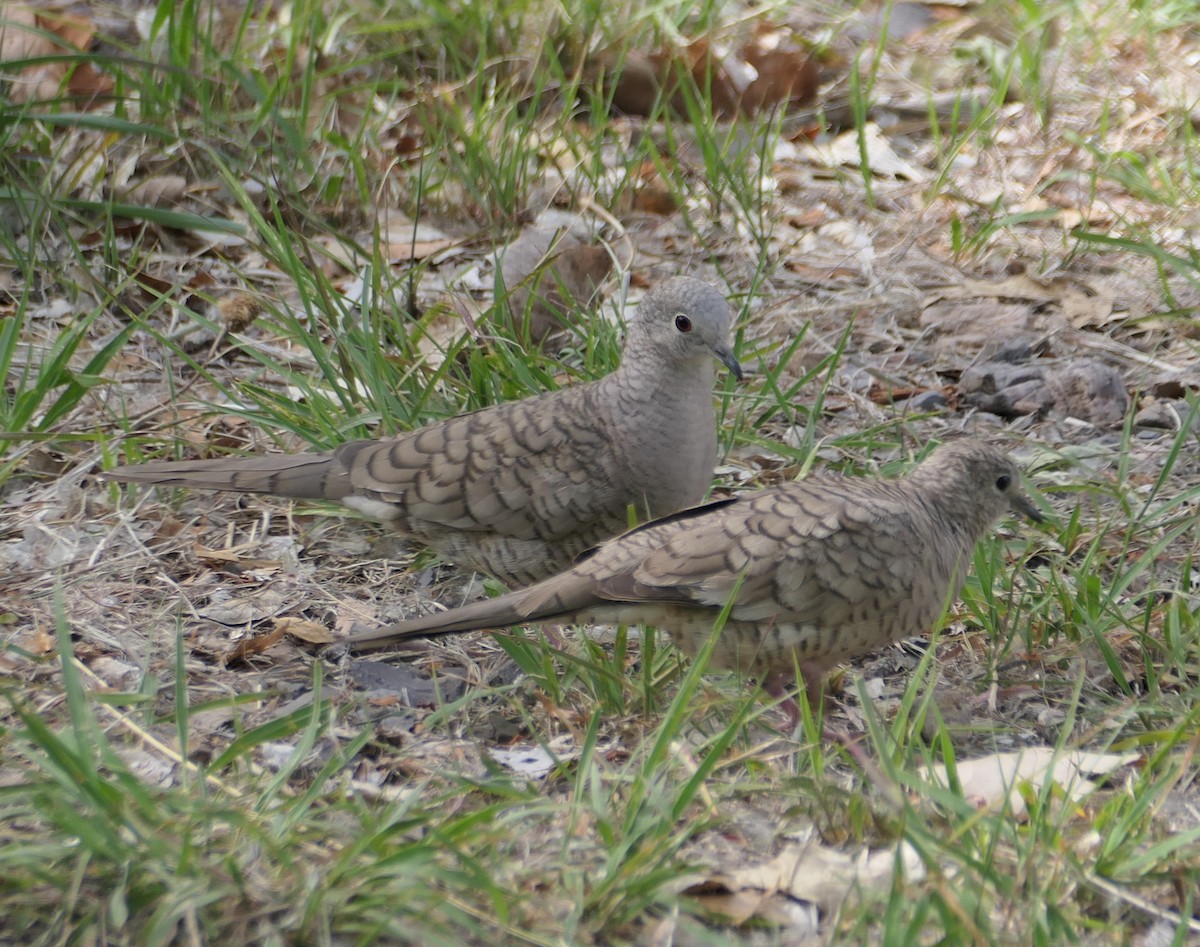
(996, 475), (1011, 491)
(674, 315), (692, 333)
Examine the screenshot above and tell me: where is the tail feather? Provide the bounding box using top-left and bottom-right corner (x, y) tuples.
(340, 570), (602, 652)
(341, 592), (534, 652)
(103, 453), (347, 501)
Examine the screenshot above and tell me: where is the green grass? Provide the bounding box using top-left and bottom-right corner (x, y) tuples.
(2, 0), (1200, 942)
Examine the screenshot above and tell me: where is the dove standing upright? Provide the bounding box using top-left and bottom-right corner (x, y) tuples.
(337, 440), (1042, 700)
(104, 277), (742, 587)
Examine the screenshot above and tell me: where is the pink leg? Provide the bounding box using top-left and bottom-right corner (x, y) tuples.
(763, 671), (803, 730)
(764, 660), (880, 776)
(763, 657), (832, 730)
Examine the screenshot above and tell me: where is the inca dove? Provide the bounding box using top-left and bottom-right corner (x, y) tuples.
(104, 277), (742, 587)
(338, 440), (1041, 698)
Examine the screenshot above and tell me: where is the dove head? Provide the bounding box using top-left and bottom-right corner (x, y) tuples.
(627, 277), (743, 381)
(915, 440), (1042, 534)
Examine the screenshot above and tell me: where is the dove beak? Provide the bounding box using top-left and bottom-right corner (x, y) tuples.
(715, 344), (744, 382)
(1012, 492), (1044, 523)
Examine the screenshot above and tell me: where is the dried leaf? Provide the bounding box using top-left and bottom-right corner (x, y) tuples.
(224, 625), (286, 662)
(274, 616), (335, 644)
(803, 123), (930, 181)
(1063, 285), (1118, 328)
(782, 259), (859, 281)
(926, 273), (1070, 306)
(923, 748), (1138, 819)
(604, 48), (669, 117)
(40, 8), (96, 50)
(738, 27), (820, 114)
(686, 834), (925, 916)
(63, 61), (114, 107)
(598, 27), (820, 120)
(21, 625), (56, 656)
(0, 5), (113, 106)
(630, 166), (681, 215)
(121, 174), (190, 208)
(386, 237), (462, 262)
(689, 885), (784, 925)
(0, 5), (61, 103)
(200, 587), (286, 625)
(89, 655), (141, 690)
(0, 5), (44, 62)
(194, 544), (282, 573)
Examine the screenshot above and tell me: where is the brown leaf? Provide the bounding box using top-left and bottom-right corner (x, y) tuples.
(804, 123), (930, 180)
(22, 626), (56, 657)
(680, 38), (740, 117)
(604, 49), (664, 117)
(782, 204), (827, 226)
(738, 27), (819, 114)
(625, 159), (685, 216)
(151, 515), (186, 543)
(39, 8), (96, 51)
(63, 61), (114, 108)
(274, 616), (335, 644)
(782, 259), (859, 281)
(0, 6), (113, 107)
(868, 383), (931, 405)
(0, 6), (61, 103)
(597, 27), (820, 120)
(194, 544), (282, 573)
(224, 626), (286, 662)
(1063, 285), (1118, 328)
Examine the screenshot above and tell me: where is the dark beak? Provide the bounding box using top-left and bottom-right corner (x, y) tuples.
(715, 344), (744, 382)
(1012, 492), (1044, 523)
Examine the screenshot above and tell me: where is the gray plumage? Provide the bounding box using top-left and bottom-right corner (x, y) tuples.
(104, 277), (742, 586)
(338, 440), (1042, 692)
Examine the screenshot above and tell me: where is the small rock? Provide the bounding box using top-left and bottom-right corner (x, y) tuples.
(1134, 400), (1181, 431)
(898, 389), (948, 412)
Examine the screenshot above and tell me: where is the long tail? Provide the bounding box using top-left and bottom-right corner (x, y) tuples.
(103, 453), (347, 500)
(338, 570), (598, 653)
(338, 592), (537, 652)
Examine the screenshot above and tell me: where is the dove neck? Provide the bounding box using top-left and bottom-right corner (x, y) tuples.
(598, 353), (719, 519)
(608, 350), (717, 403)
(907, 471), (998, 546)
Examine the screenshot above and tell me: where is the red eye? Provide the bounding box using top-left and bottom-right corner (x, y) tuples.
(675, 315), (692, 332)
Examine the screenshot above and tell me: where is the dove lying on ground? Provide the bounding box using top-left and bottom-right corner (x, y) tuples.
(337, 440), (1042, 702)
(104, 277), (742, 587)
